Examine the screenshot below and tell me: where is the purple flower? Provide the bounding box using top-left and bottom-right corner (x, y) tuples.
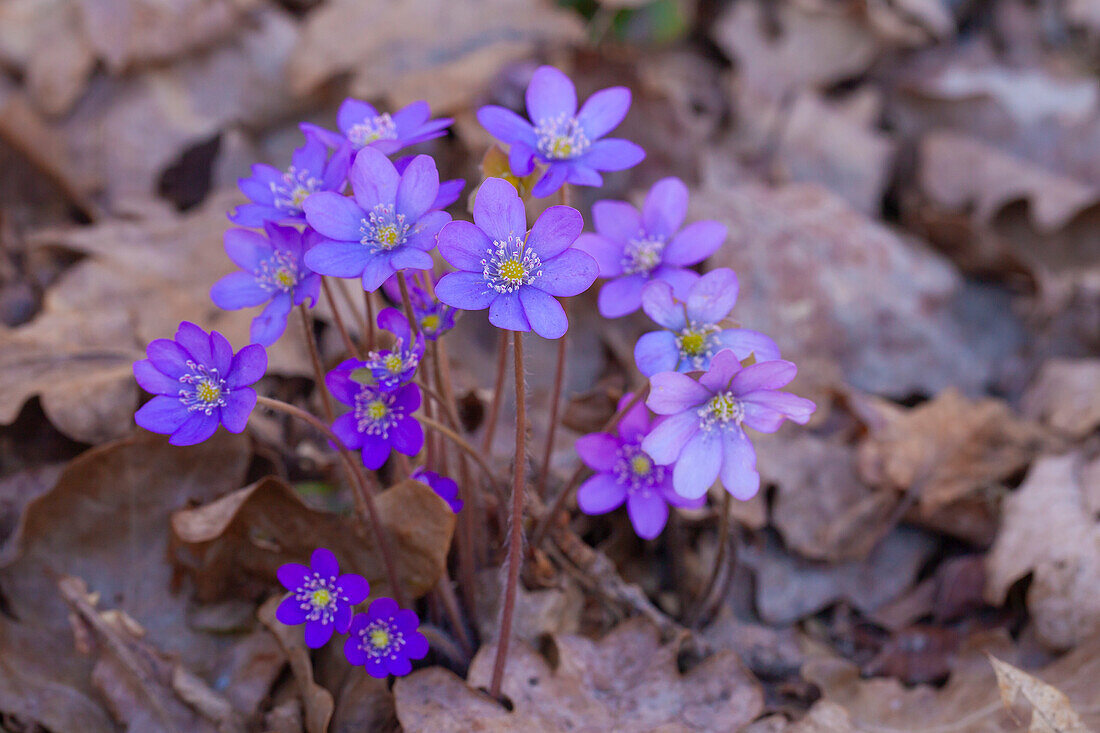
(344, 597), (429, 678)
(276, 548), (370, 648)
(394, 155), (464, 212)
(303, 99), (452, 157)
(362, 308), (424, 390)
(210, 224), (322, 346)
(575, 177), (726, 318)
(133, 322), (266, 446)
(477, 66), (645, 198)
(643, 351), (816, 501)
(576, 394), (704, 539)
(326, 359), (423, 470)
(230, 131), (350, 227)
(634, 268), (780, 377)
(381, 274), (456, 341)
(302, 148), (451, 292)
(410, 467), (463, 513)
(434, 178), (598, 339)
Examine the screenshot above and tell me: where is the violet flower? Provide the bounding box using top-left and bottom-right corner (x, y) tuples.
(326, 359), (423, 469)
(643, 351), (816, 501)
(210, 223), (322, 346)
(381, 274), (456, 341)
(303, 99), (452, 157)
(276, 548), (369, 648)
(344, 597), (429, 678)
(410, 467), (463, 513)
(362, 308), (424, 390)
(576, 394), (703, 539)
(133, 322), (266, 446)
(230, 131), (350, 227)
(477, 66), (645, 197)
(575, 177), (726, 318)
(434, 177), (598, 339)
(634, 268), (780, 377)
(303, 148), (450, 292)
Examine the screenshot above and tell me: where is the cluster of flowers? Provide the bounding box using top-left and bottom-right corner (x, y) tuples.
(130, 64), (815, 675)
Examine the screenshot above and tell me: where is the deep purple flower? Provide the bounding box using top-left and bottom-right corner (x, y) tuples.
(303, 99), (452, 157)
(326, 359), (423, 469)
(303, 148), (451, 292)
(133, 322), (266, 446)
(634, 268), (780, 377)
(434, 178), (598, 339)
(276, 548), (369, 648)
(643, 351), (816, 501)
(381, 274), (456, 341)
(410, 467), (463, 513)
(362, 308), (424, 390)
(575, 178), (726, 317)
(230, 131), (350, 227)
(344, 597), (429, 678)
(477, 66), (645, 197)
(575, 394), (704, 539)
(210, 224), (322, 346)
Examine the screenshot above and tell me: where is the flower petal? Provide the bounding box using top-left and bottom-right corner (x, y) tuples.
(473, 178), (526, 242)
(617, 398), (650, 442)
(579, 138), (645, 171)
(714, 329), (781, 363)
(651, 266), (699, 301)
(597, 274), (646, 318)
(391, 417), (424, 456)
(134, 395), (189, 434)
(576, 473), (627, 515)
(337, 98), (379, 134)
(627, 492), (669, 540)
(536, 249), (598, 298)
(488, 291), (530, 332)
(647, 371), (710, 414)
(224, 228), (272, 270)
(663, 221), (726, 266)
(634, 330), (679, 377)
(573, 233), (624, 278)
(349, 147), (400, 211)
(276, 595), (308, 625)
(210, 272), (270, 310)
(640, 410), (698, 465)
(303, 192), (364, 242)
(526, 65), (576, 122)
(719, 428), (759, 500)
(672, 430), (721, 499)
(304, 620), (334, 649)
(389, 247), (434, 272)
(175, 322), (213, 365)
(741, 390), (816, 428)
(642, 177), (688, 240)
(592, 200), (642, 242)
(730, 360), (797, 394)
(220, 389), (256, 433)
(361, 254), (396, 292)
(476, 105), (537, 147)
(250, 295), (293, 347)
(528, 205), (583, 260)
(519, 287), (567, 339)
(133, 360), (180, 396)
(312, 547), (339, 577)
(437, 220), (492, 271)
(639, 280), (686, 330)
(228, 343), (267, 388)
(331, 413), (364, 449)
(577, 86), (631, 139)
(434, 271), (496, 311)
(574, 433), (619, 472)
(169, 412), (220, 446)
(303, 240), (367, 278)
(395, 154), (439, 222)
(699, 349), (742, 392)
(277, 562), (310, 590)
(340, 573), (370, 604)
(146, 339), (190, 378)
(686, 267), (738, 324)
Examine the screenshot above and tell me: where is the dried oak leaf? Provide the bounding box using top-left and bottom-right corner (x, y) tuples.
(258, 596), (333, 733)
(804, 631), (1100, 731)
(288, 0), (584, 110)
(394, 618), (763, 732)
(1021, 359), (1100, 438)
(0, 190), (310, 444)
(986, 454), (1100, 650)
(0, 432), (251, 676)
(857, 389), (1040, 545)
(699, 183), (1016, 398)
(172, 476), (455, 603)
(988, 655), (1088, 732)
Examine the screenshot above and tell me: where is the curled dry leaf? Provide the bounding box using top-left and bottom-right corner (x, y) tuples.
(258, 596), (333, 733)
(986, 454), (1100, 650)
(0, 190), (310, 444)
(0, 432), (251, 675)
(394, 618), (763, 732)
(857, 388), (1040, 545)
(988, 655), (1088, 732)
(172, 476), (456, 603)
(700, 183), (1017, 398)
(288, 0), (584, 110)
(1021, 359), (1100, 438)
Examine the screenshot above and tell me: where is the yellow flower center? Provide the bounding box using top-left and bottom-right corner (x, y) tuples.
(311, 588), (333, 608)
(499, 258), (526, 283)
(274, 268), (296, 288)
(377, 225), (399, 247)
(383, 353), (404, 373)
(196, 380), (222, 404)
(630, 454), (653, 476)
(370, 628), (391, 649)
(290, 186), (310, 208)
(550, 137), (574, 158)
(709, 394), (741, 422)
(421, 314), (440, 332)
(680, 332), (705, 356)
(367, 399), (388, 420)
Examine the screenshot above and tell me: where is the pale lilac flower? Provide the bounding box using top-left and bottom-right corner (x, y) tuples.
(304, 99), (452, 157)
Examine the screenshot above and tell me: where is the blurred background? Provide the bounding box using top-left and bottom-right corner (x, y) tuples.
(1, 0), (1099, 730)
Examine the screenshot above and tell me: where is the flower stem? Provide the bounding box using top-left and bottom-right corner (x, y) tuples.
(299, 306), (336, 422)
(321, 279), (361, 360)
(333, 277), (368, 336)
(536, 303), (569, 500)
(417, 414), (500, 489)
(480, 330), (509, 453)
(397, 272), (420, 337)
(690, 491), (731, 627)
(364, 290), (376, 351)
(489, 331), (526, 699)
(530, 385), (648, 549)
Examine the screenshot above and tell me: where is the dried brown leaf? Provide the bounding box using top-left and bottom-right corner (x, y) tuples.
(1022, 359), (1100, 438)
(988, 655), (1088, 732)
(173, 476), (455, 603)
(258, 596), (332, 733)
(395, 619), (763, 732)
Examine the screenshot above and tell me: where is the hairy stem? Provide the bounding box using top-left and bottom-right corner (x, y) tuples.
(489, 331), (526, 699)
(480, 330), (509, 453)
(320, 279), (361, 360)
(536, 304), (569, 500)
